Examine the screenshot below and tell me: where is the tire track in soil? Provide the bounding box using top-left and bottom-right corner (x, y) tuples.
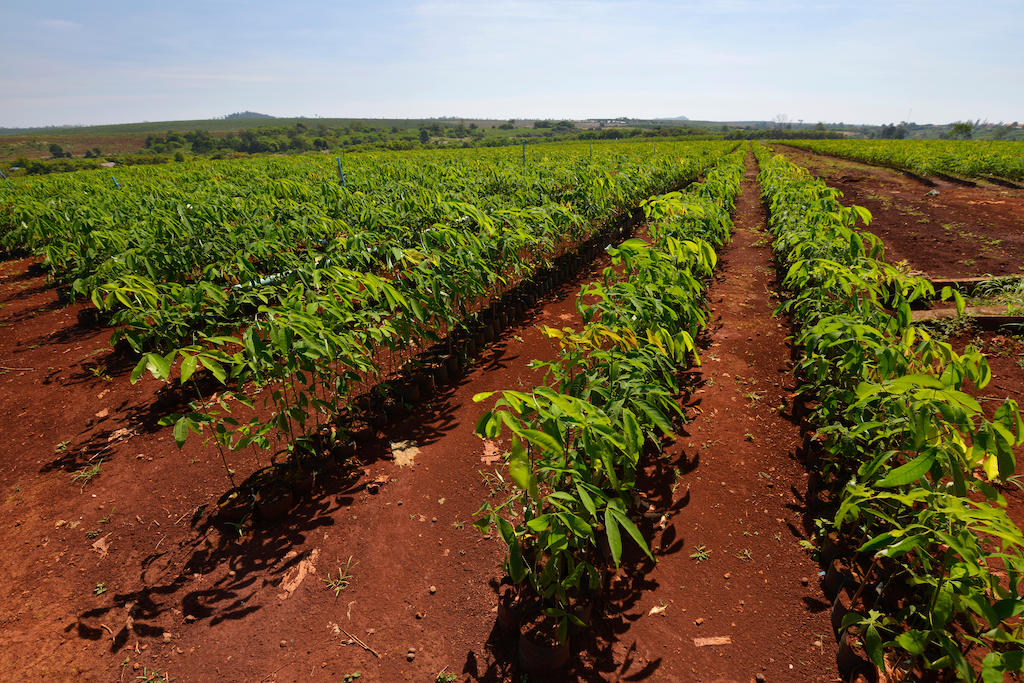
(601, 153), (837, 682)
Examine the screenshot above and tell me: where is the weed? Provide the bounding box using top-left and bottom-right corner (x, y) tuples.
(921, 313), (978, 341)
(435, 669), (458, 683)
(86, 529), (101, 539)
(324, 556), (357, 596)
(71, 459), (103, 491)
(89, 364), (113, 381)
(343, 673), (362, 683)
(94, 582), (107, 595)
(54, 440), (70, 453)
(479, 468), (510, 498)
(451, 520), (465, 530)
(736, 548), (753, 562)
(744, 432), (754, 442)
(100, 507), (114, 524)
(135, 670), (174, 683)
(689, 545), (711, 562)
(744, 391), (762, 403)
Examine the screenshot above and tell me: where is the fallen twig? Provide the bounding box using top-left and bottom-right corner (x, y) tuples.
(342, 629), (381, 659)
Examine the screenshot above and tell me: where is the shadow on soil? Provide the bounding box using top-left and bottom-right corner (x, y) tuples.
(65, 351), (508, 655)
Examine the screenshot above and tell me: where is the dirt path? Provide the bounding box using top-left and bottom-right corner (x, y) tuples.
(771, 145), (1024, 279)
(593, 153), (837, 681)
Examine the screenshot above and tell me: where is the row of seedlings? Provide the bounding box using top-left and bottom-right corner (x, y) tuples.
(755, 144), (1024, 682)
(471, 152), (745, 674)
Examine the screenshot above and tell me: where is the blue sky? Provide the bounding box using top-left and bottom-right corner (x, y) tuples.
(2, 0), (1022, 127)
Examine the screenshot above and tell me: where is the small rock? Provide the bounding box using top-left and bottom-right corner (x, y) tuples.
(429, 585), (437, 594)
(756, 674), (766, 682)
(723, 572), (731, 580)
(415, 611), (425, 619)
(279, 639), (287, 648)
(162, 632), (172, 643)
(431, 517), (437, 523)
(407, 652), (415, 662)
(175, 647), (184, 655)
(397, 501), (403, 506)
(695, 617), (704, 626)
(813, 640), (822, 648)
(184, 615), (196, 622)
(321, 662), (327, 668)
(133, 662), (140, 671)
(800, 577), (809, 586)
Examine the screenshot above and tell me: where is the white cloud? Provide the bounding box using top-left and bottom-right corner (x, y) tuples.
(38, 19), (80, 30)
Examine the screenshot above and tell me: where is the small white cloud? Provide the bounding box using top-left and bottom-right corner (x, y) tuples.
(39, 19), (80, 31)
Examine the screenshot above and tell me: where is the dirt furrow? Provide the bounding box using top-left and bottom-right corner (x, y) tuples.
(600, 153), (837, 681)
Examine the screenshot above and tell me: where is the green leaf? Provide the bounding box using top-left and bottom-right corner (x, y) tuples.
(895, 629), (929, 656)
(198, 355), (227, 384)
(604, 507), (622, 567)
(636, 399), (673, 436)
(864, 624), (884, 669)
(145, 352), (171, 380)
(129, 356), (148, 385)
(575, 482), (596, 517)
(876, 451), (934, 488)
(507, 436), (533, 499)
(172, 416), (190, 448)
(520, 428), (563, 456)
(180, 354), (198, 384)
(932, 585), (954, 628)
(610, 508), (654, 561)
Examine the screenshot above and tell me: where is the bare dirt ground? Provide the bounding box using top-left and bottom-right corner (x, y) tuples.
(772, 145), (1024, 279)
(1, 160), (838, 682)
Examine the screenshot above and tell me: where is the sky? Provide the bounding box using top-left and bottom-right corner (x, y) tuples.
(2, 0), (1022, 128)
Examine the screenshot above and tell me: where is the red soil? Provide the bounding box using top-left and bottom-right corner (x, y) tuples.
(772, 145), (1024, 279)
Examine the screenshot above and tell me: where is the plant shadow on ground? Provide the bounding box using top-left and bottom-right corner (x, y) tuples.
(64, 354), (494, 655)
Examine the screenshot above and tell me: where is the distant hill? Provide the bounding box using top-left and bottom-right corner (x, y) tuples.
(223, 111), (275, 120)
(666, 115), (690, 121)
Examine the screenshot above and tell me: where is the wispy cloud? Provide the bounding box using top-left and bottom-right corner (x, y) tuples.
(37, 18), (80, 30)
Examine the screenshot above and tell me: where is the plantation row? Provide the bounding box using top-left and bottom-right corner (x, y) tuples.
(755, 143), (1024, 680)
(783, 139), (1024, 182)
(472, 151), (745, 664)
